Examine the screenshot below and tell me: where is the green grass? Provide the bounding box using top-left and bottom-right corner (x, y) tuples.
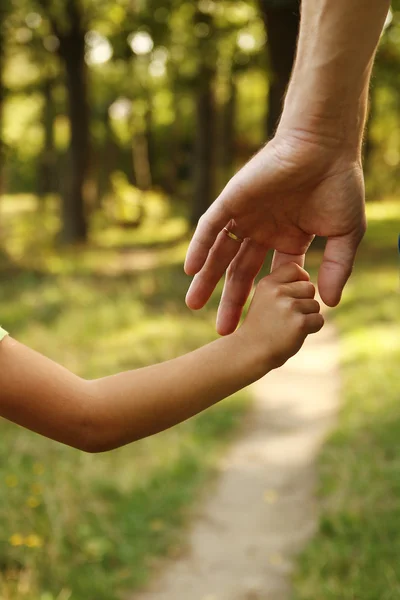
(294, 200), (400, 600)
(0, 199), (250, 600)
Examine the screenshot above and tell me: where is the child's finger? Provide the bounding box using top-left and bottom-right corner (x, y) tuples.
(284, 281), (316, 299)
(296, 299), (320, 315)
(304, 313), (324, 334)
(268, 262), (310, 284)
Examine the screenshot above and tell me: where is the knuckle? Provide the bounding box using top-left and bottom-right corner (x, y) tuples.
(299, 313), (308, 329)
(258, 276), (273, 292)
(273, 283), (284, 298)
(208, 243), (219, 260)
(294, 313), (308, 334)
(227, 263), (247, 283)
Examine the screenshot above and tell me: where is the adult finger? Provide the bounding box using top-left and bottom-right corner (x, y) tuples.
(271, 250), (306, 271)
(318, 227), (365, 306)
(216, 240), (267, 336)
(184, 200), (230, 276)
(185, 228), (243, 310)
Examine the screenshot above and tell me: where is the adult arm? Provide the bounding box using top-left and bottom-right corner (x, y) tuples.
(280, 0), (391, 148)
(185, 0), (390, 334)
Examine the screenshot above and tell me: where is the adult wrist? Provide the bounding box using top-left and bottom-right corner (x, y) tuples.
(276, 0), (391, 154)
(277, 79), (369, 157)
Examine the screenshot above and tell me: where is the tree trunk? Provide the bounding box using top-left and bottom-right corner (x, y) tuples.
(0, 7), (6, 198)
(97, 105), (117, 205)
(259, 0), (300, 138)
(220, 72), (237, 182)
(38, 78), (57, 199)
(35, 0), (89, 242)
(59, 36), (89, 243)
(131, 58), (152, 192)
(191, 10), (216, 227)
(162, 69), (183, 194)
(191, 63), (216, 226)
(145, 92), (154, 184)
(131, 103), (152, 192)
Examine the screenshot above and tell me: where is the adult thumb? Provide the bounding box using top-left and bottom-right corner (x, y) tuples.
(318, 230), (364, 307)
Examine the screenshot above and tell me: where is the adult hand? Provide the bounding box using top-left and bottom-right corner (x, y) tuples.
(184, 131), (366, 335)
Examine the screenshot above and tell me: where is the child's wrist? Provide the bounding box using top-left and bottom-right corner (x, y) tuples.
(230, 329), (274, 383)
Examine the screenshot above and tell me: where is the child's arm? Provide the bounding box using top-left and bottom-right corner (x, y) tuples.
(0, 263), (323, 452)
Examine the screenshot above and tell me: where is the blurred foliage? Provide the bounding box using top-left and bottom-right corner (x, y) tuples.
(0, 0), (397, 233)
(0, 0), (270, 230)
(365, 3), (400, 197)
(0, 1), (399, 207)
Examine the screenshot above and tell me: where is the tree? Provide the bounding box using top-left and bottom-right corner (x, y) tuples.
(37, 74), (58, 199)
(191, 5), (217, 227)
(259, 0), (300, 137)
(37, 0), (89, 243)
(0, 1), (10, 196)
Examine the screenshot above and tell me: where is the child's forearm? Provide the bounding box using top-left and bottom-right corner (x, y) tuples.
(88, 330), (263, 451)
(0, 264), (323, 452)
(0, 333), (264, 453)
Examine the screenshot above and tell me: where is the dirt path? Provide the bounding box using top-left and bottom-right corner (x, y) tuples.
(130, 320), (340, 600)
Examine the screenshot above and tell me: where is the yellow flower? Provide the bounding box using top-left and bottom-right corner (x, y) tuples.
(5, 475), (18, 488)
(150, 519), (165, 532)
(27, 496), (41, 509)
(33, 463), (45, 475)
(25, 534), (43, 548)
(9, 533), (24, 547)
(31, 483), (43, 495)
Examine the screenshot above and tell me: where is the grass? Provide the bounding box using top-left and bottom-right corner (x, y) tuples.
(0, 197), (250, 600)
(294, 200), (400, 600)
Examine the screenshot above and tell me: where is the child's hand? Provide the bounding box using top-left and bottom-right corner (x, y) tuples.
(238, 263), (324, 372)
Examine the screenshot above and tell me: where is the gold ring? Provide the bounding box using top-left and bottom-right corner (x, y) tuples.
(223, 227), (243, 243)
